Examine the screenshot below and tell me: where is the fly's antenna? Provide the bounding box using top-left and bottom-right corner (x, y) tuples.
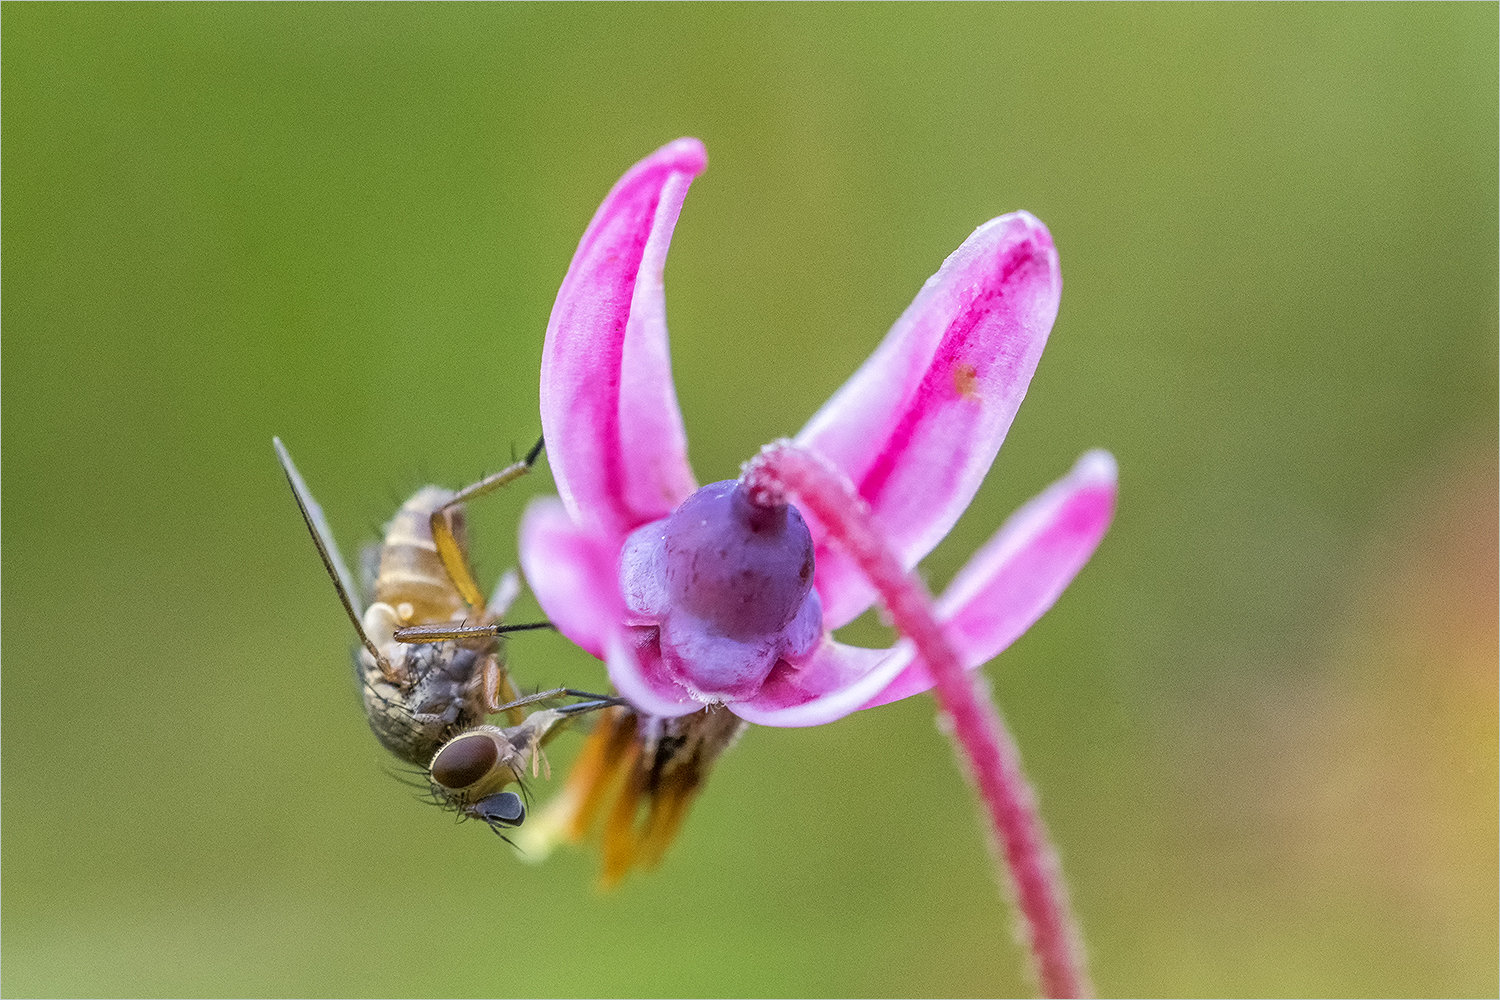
(273, 437), (391, 675)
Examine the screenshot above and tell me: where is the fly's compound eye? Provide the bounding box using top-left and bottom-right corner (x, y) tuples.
(472, 791), (526, 830)
(431, 732), (499, 790)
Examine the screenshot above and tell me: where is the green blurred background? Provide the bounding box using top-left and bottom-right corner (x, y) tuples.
(4, 5), (1495, 997)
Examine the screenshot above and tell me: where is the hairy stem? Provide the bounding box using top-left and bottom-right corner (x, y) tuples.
(743, 441), (1091, 999)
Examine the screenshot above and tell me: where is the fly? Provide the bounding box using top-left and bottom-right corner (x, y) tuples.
(273, 436), (616, 835)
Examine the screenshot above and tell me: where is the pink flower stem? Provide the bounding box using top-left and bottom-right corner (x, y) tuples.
(743, 441), (1092, 999)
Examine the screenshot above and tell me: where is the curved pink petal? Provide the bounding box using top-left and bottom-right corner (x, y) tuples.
(518, 496), (623, 660)
(606, 629), (704, 719)
(797, 212), (1063, 628)
(861, 450), (1117, 709)
(733, 637), (915, 728)
(540, 138), (705, 541)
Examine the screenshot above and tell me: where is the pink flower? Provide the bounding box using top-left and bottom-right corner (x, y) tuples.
(520, 137), (1116, 728)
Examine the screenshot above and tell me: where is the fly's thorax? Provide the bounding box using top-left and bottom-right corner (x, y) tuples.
(358, 657), (441, 766)
(404, 642), (491, 724)
(374, 485), (469, 624)
(357, 600), (497, 766)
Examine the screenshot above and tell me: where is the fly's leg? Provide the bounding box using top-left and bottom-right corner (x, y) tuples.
(393, 620), (553, 644)
(497, 692), (628, 780)
(429, 437), (545, 609)
(480, 653), (527, 727)
(494, 688), (626, 716)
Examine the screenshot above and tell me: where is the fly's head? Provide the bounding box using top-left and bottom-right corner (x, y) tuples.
(427, 725), (530, 835)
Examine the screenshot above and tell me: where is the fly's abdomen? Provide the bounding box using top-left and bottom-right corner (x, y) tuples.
(374, 486), (469, 625)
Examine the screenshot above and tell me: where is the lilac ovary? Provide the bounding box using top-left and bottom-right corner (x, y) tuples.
(621, 480), (823, 699)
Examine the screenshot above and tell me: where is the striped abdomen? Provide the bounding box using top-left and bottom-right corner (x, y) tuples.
(374, 485), (469, 625)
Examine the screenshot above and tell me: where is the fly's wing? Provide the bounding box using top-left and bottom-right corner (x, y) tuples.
(487, 568), (522, 620)
(274, 437), (368, 630)
(359, 543), (383, 608)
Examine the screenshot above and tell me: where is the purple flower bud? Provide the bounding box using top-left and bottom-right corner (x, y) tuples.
(618, 480), (822, 699)
(664, 480), (814, 640)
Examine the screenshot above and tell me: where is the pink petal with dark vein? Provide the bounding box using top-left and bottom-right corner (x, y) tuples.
(539, 138), (705, 541)
(797, 212), (1063, 628)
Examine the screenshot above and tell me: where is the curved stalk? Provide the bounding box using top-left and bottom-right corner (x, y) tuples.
(743, 441), (1091, 999)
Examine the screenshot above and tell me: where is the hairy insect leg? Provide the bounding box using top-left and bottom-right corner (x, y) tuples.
(429, 437), (545, 609)
(493, 688), (625, 715)
(480, 653), (527, 727)
(392, 619), (553, 644)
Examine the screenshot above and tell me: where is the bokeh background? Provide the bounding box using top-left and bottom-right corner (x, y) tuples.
(4, 5), (1495, 997)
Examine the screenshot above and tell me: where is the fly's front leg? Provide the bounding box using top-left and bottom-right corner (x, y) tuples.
(429, 437), (545, 609)
(494, 688), (628, 717)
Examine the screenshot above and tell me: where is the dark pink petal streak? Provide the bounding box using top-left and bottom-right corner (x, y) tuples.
(798, 212), (1063, 629)
(540, 138), (704, 542)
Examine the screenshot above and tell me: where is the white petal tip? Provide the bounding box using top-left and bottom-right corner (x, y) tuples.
(1074, 449), (1118, 484)
(971, 210), (1053, 247)
(654, 137), (707, 174)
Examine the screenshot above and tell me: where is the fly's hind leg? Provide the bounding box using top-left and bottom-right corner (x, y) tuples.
(430, 437), (545, 609)
(480, 653), (527, 727)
